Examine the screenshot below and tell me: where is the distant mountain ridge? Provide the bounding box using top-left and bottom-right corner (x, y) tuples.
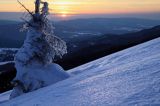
(0, 20), (18, 25)
(1, 18), (160, 48)
(56, 18), (160, 34)
(57, 25), (160, 69)
(0, 25), (160, 69)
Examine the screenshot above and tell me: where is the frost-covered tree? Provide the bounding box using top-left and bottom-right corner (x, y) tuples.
(16, 0), (67, 65)
(10, 0), (70, 99)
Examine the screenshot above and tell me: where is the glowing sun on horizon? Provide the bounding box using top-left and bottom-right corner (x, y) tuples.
(49, 1), (75, 18)
(61, 14), (67, 17)
(59, 11), (69, 18)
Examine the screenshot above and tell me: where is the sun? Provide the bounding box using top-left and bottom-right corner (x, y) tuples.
(49, 1), (75, 17)
(61, 14), (67, 17)
(59, 11), (68, 18)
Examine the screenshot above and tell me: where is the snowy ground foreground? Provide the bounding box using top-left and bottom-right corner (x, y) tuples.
(0, 91), (12, 103)
(0, 38), (160, 106)
(10, 63), (70, 99)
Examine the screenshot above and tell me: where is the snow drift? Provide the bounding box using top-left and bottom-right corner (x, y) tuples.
(0, 37), (160, 106)
(10, 63), (70, 98)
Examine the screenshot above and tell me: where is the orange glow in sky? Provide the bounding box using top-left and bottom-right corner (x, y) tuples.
(0, 0), (160, 17)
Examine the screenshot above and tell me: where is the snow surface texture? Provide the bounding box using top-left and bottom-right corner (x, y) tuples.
(1, 38), (160, 105)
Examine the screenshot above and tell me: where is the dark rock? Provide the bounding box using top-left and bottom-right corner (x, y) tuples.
(0, 62), (16, 93)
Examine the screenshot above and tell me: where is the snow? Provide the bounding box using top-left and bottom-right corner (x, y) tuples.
(0, 61), (13, 65)
(0, 91), (12, 103)
(0, 48), (18, 52)
(113, 27), (141, 32)
(62, 31), (101, 36)
(15, 28), (67, 66)
(0, 38), (160, 106)
(10, 63), (70, 98)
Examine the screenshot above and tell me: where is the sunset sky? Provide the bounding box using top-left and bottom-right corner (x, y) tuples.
(1, 0), (160, 14)
(0, 0), (160, 20)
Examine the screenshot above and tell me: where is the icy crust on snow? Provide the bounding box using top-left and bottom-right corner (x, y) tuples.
(1, 38), (160, 106)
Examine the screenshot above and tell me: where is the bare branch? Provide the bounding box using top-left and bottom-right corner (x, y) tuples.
(17, 0), (34, 17)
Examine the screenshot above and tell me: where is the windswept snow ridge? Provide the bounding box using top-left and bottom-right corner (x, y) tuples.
(1, 38), (160, 106)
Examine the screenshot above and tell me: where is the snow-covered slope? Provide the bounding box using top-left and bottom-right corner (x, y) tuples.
(1, 38), (160, 106)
